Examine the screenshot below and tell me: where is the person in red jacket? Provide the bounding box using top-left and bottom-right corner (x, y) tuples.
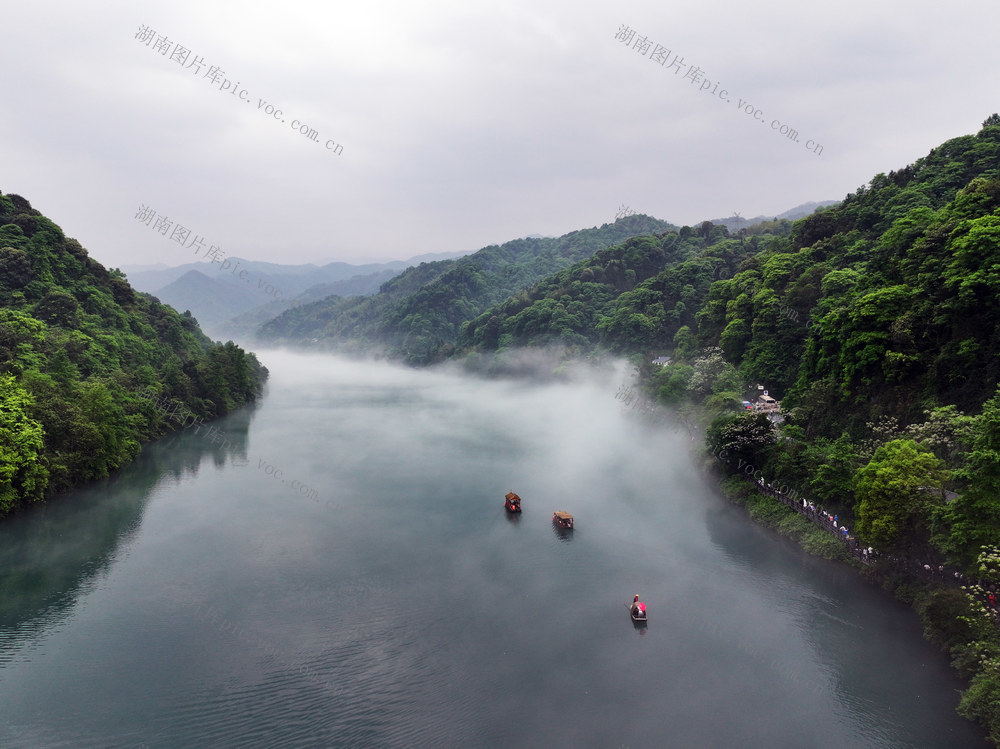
(631, 594), (647, 619)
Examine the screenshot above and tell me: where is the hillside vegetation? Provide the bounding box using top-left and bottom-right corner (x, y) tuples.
(457, 218), (791, 356)
(0, 192), (267, 517)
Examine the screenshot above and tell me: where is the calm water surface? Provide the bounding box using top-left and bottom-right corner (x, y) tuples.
(0, 352), (988, 748)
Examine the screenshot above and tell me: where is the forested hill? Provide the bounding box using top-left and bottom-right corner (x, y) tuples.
(457, 116), (1000, 564)
(0, 192), (267, 518)
(451, 118), (1000, 739)
(255, 214), (677, 364)
(701, 121), (1000, 425)
(457, 217), (791, 358)
(462, 118), (1000, 426)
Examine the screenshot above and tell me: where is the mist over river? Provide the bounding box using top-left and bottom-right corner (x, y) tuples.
(0, 351), (988, 748)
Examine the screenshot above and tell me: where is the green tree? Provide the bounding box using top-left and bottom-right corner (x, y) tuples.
(673, 325), (698, 360)
(854, 438), (946, 551)
(33, 290), (80, 327)
(650, 363), (694, 406)
(0, 246), (33, 290)
(0, 374), (48, 512)
(939, 389), (1000, 569)
(807, 434), (860, 506)
(955, 545), (1000, 743)
(706, 411), (777, 472)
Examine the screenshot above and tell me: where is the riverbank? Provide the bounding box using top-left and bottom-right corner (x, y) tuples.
(713, 473), (857, 564)
(612, 365), (999, 744)
(708, 463), (1000, 746)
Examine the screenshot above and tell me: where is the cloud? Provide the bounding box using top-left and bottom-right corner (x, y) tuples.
(3, 1), (999, 269)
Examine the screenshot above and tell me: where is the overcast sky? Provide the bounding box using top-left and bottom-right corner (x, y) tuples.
(4, 1), (998, 270)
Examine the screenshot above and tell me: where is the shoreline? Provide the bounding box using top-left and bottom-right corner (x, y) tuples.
(705, 462), (997, 745)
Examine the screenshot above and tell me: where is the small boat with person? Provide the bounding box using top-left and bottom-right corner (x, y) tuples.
(552, 511), (574, 529)
(504, 491), (522, 513)
(628, 594), (648, 623)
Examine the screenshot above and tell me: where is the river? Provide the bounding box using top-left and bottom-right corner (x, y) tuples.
(0, 351), (987, 748)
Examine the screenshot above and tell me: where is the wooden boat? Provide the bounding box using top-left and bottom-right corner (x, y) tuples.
(504, 491), (522, 513)
(552, 510), (574, 529)
(628, 597), (648, 623)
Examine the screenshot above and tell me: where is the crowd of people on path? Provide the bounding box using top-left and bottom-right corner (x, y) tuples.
(754, 477), (876, 565)
(753, 476), (1000, 619)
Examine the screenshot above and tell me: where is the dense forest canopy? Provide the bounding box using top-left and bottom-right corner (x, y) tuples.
(458, 220), (772, 356)
(0, 192), (267, 516)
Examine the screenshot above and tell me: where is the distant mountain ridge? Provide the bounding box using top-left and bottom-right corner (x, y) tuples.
(122, 250), (470, 298)
(150, 270), (265, 332)
(705, 201), (838, 232)
(219, 268), (403, 341)
(124, 202), (836, 345)
(257, 214), (680, 362)
(123, 251), (470, 338)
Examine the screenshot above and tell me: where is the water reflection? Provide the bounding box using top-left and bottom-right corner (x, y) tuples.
(0, 404), (258, 651)
(552, 523), (574, 542)
(630, 607), (649, 635)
